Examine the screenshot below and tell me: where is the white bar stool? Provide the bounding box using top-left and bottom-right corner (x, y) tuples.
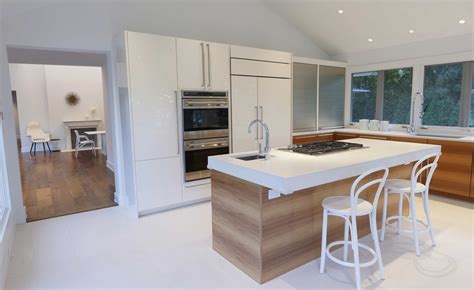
(320, 167), (389, 290)
(380, 152), (441, 256)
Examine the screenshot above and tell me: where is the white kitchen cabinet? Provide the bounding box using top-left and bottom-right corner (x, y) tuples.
(126, 32), (179, 161)
(231, 76), (291, 153)
(177, 38), (230, 91)
(257, 78), (292, 148)
(231, 76), (258, 153)
(135, 157), (183, 212)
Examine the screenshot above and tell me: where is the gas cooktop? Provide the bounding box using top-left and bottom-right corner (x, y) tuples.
(282, 141), (364, 155)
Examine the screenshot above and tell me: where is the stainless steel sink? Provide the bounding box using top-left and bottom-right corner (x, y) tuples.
(410, 133), (463, 139)
(234, 154), (267, 161)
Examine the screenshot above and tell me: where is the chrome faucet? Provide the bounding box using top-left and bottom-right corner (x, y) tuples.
(407, 92), (424, 134)
(248, 119), (271, 160)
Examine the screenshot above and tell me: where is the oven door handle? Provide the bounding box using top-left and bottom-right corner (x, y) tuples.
(185, 142), (229, 151)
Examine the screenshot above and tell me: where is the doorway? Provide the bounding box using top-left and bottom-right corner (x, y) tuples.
(7, 48), (118, 222)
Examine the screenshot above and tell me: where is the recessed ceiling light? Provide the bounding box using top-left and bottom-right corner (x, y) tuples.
(368, 38), (373, 42)
(338, 10), (344, 14)
(458, 19), (466, 24)
(408, 29), (415, 34)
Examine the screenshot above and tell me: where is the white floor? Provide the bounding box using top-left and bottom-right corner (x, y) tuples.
(6, 195), (474, 290)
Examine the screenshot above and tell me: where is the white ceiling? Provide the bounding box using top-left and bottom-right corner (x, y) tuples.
(264, 0), (473, 56)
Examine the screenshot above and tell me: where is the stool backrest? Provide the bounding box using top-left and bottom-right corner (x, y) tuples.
(351, 167), (389, 216)
(411, 152), (441, 192)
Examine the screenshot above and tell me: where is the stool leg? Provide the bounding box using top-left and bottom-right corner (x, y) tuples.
(370, 212), (385, 279)
(351, 216), (361, 290)
(29, 142), (34, 153)
(320, 209), (328, 274)
(46, 142), (51, 152)
(42, 142), (46, 153)
(397, 192), (403, 234)
(380, 187), (388, 241)
(343, 218), (349, 261)
(422, 191), (436, 246)
(410, 192), (421, 256)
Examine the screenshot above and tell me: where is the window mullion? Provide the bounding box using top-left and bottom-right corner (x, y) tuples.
(375, 71), (384, 120)
(459, 62), (472, 127)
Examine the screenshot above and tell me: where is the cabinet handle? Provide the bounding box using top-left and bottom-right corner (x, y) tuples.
(175, 91), (180, 155)
(206, 43), (211, 88)
(200, 43), (205, 87)
(259, 106), (263, 140)
(254, 106), (259, 140)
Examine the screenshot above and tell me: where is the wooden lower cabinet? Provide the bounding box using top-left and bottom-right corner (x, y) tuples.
(293, 132), (474, 199)
(333, 132), (359, 140)
(293, 133), (334, 144)
(427, 140), (473, 198)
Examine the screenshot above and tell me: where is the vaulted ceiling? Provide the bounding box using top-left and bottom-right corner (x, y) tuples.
(264, 0), (473, 57)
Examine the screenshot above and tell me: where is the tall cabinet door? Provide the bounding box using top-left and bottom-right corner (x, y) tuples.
(258, 78), (292, 149)
(231, 76), (258, 153)
(126, 32), (179, 161)
(207, 42), (230, 91)
(177, 38), (207, 90)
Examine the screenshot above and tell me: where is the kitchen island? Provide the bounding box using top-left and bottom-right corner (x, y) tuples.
(208, 138), (441, 283)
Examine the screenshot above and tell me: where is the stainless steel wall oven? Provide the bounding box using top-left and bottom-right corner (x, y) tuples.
(182, 91), (229, 181)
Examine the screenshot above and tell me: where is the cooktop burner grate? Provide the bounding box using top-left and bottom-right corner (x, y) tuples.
(284, 141), (364, 155)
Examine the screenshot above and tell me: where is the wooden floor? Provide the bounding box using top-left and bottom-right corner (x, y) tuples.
(20, 150), (116, 222)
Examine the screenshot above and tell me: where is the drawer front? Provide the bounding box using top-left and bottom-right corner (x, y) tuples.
(293, 133), (334, 144)
(359, 134), (389, 140)
(334, 133), (359, 140)
(231, 59), (291, 78)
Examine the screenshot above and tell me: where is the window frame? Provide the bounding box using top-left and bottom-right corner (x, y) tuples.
(350, 67), (414, 125)
(345, 51), (474, 134)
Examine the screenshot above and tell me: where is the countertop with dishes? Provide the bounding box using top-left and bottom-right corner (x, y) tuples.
(208, 138), (440, 195)
(293, 127), (474, 143)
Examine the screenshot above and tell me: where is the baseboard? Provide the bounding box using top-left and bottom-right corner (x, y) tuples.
(106, 160), (114, 172)
(138, 197), (210, 217)
(115, 192), (129, 207)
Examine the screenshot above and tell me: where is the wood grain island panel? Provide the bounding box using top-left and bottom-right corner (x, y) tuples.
(211, 164), (411, 283)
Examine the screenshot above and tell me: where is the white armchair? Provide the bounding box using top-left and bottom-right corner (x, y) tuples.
(26, 121), (51, 153)
(74, 130), (96, 158)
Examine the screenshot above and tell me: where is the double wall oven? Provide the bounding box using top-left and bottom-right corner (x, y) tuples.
(182, 91), (229, 182)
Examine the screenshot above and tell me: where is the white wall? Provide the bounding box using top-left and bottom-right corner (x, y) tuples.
(2, 0), (329, 59)
(8, 64), (49, 150)
(9, 64), (105, 152)
(44, 65), (104, 151)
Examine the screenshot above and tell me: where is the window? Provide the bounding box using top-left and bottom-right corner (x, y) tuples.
(351, 71), (377, 122)
(351, 67), (413, 124)
(383, 68), (413, 124)
(470, 62), (474, 127)
(423, 62), (463, 126)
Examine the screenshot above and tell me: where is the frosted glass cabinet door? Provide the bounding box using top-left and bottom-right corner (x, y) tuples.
(258, 78), (292, 148)
(293, 63), (318, 131)
(318, 66), (345, 129)
(126, 32), (179, 161)
(231, 76), (258, 153)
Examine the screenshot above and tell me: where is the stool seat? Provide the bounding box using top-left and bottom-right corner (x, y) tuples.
(322, 196), (373, 216)
(385, 179), (426, 193)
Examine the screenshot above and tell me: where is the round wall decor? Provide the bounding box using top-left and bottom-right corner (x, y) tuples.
(65, 92), (80, 106)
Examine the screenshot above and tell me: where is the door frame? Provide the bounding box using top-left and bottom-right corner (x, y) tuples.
(5, 45), (128, 223)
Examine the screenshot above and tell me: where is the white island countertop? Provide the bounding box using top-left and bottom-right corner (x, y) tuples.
(208, 138), (441, 196)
